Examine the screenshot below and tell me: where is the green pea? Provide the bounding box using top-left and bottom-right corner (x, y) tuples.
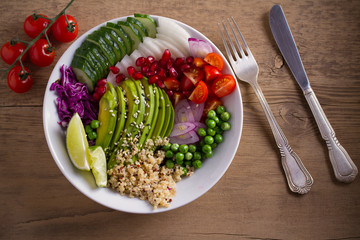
(193, 160), (202, 169)
(162, 143), (172, 151)
(199, 139), (206, 147)
(170, 143), (179, 152)
(206, 119), (216, 128)
(216, 105), (226, 115)
(184, 160), (192, 166)
(214, 134), (223, 143)
(166, 160), (175, 169)
(193, 152), (202, 160)
(205, 150), (213, 158)
(214, 126), (223, 134)
(179, 144), (189, 153)
(88, 131), (97, 140)
(90, 120), (100, 129)
(211, 143), (217, 149)
(85, 125), (93, 134)
(165, 150), (174, 158)
(185, 152), (193, 160)
(207, 128), (216, 136)
(202, 144), (212, 153)
(207, 110), (216, 119)
(182, 167), (188, 176)
(189, 144), (197, 153)
(204, 136), (214, 145)
(175, 152), (184, 162)
(217, 119), (224, 127)
(197, 128), (207, 137)
(220, 112), (230, 121)
(213, 116), (220, 124)
(221, 122), (231, 131)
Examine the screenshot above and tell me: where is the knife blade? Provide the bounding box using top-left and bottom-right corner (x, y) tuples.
(269, 4), (358, 182)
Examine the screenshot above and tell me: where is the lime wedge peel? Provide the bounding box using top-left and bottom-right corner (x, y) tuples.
(66, 113), (91, 171)
(89, 145), (108, 187)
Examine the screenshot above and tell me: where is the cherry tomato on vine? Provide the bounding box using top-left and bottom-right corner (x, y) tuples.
(1, 41), (27, 65)
(7, 66), (33, 93)
(52, 14), (79, 43)
(24, 14), (51, 39)
(29, 39), (55, 67)
(204, 52), (224, 71)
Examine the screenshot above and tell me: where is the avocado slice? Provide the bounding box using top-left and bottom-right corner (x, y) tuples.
(151, 87), (166, 140)
(161, 91), (174, 138)
(95, 90), (117, 150)
(109, 86), (126, 149)
(106, 82), (118, 105)
(138, 78), (155, 147)
(147, 86), (160, 140)
(132, 79), (146, 139)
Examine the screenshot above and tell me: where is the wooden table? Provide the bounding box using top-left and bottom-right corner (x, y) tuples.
(1, 0), (359, 239)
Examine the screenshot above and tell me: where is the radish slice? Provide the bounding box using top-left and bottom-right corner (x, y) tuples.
(174, 99), (194, 123)
(170, 130), (200, 145)
(169, 122), (196, 137)
(188, 38), (213, 58)
(189, 101), (204, 122)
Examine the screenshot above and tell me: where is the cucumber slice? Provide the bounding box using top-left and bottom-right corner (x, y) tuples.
(74, 54), (101, 80)
(78, 41), (111, 76)
(127, 17), (148, 38)
(86, 32), (117, 66)
(75, 47), (106, 77)
(101, 26), (127, 60)
(106, 22), (132, 55)
(134, 13), (157, 38)
(97, 29), (123, 63)
(71, 56), (97, 92)
(117, 21), (142, 52)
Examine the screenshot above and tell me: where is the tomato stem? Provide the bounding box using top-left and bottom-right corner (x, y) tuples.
(1, 0), (75, 80)
(18, 61), (29, 81)
(9, 39), (30, 46)
(33, 13), (52, 21)
(63, 11), (76, 33)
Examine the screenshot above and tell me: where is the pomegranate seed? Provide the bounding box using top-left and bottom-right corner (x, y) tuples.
(174, 57), (185, 67)
(136, 57), (146, 67)
(133, 71), (144, 80)
(96, 79), (107, 86)
(149, 61), (158, 72)
(93, 92), (101, 101)
(182, 90), (191, 97)
(141, 65), (149, 73)
(109, 66), (120, 74)
(186, 56), (194, 64)
(166, 90), (174, 97)
(149, 75), (160, 84)
(97, 85), (107, 94)
(161, 49), (171, 61)
(127, 66), (135, 77)
(159, 59), (167, 68)
(146, 56), (155, 64)
(166, 58), (174, 69)
(180, 64), (191, 72)
(158, 68), (166, 79)
(156, 79), (166, 89)
(116, 73), (126, 83)
(168, 67), (178, 78)
(145, 71), (156, 77)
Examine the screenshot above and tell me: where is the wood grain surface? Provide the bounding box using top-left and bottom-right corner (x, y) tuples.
(1, 0), (359, 239)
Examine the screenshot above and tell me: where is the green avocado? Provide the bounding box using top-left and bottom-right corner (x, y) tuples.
(138, 78), (155, 147)
(162, 91), (174, 138)
(109, 86), (126, 150)
(151, 87), (166, 140)
(132, 79), (146, 139)
(95, 90), (117, 150)
(106, 82), (118, 105)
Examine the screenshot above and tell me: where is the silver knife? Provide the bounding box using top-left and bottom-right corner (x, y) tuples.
(269, 4), (358, 183)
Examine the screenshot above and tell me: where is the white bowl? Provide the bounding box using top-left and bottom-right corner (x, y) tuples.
(43, 15), (243, 213)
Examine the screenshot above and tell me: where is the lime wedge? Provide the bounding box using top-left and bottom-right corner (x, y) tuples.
(89, 146), (107, 187)
(66, 113), (91, 171)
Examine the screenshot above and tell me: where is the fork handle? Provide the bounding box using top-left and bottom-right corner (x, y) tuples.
(253, 83), (313, 194)
(303, 88), (358, 182)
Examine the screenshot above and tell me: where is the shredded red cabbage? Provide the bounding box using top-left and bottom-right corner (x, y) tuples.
(50, 65), (98, 128)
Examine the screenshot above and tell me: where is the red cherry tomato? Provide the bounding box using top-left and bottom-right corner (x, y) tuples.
(192, 57), (206, 68)
(204, 52), (224, 71)
(203, 65), (222, 82)
(211, 74), (237, 98)
(52, 14), (79, 43)
(24, 14), (51, 39)
(203, 97), (223, 115)
(183, 67), (204, 85)
(189, 80), (208, 104)
(7, 66), (33, 93)
(163, 77), (180, 91)
(1, 41), (27, 65)
(180, 75), (194, 91)
(29, 39), (55, 67)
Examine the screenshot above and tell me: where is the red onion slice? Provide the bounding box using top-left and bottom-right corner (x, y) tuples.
(169, 122), (196, 137)
(188, 38), (213, 58)
(174, 99), (195, 123)
(170, 130), (200, 145)
(193, 121), (206, 132)
(189, 101), (204, 122)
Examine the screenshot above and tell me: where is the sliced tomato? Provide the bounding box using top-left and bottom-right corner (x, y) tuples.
(183, 67), (204, 85)
(204, 52), (224, 71)
(180, 75), (194, 91)
(204, 65), (222, 82)
(164, 77), (180, 91)
(172, 92), (185, 106)
(192, 57), (206, 68)
(211, 74), (237, 98)
(189, 81), (208, 104)
(204, 97), (223, 115)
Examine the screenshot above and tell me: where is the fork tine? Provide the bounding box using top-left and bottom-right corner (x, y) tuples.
(230, 17), (252, 56)
(220, 20), (241, 62)
(218, 23), (236, 65)
(226, 18), (246, 58)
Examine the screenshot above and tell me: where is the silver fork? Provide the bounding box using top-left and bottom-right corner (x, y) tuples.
(219, 17), (313, 194)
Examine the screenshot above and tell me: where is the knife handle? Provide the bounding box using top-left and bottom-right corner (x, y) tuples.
(304, 88), (358, 182)
(253, 84), (313, 194)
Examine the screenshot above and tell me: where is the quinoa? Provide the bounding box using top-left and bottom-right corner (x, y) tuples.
(107, 137), (193, 209)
